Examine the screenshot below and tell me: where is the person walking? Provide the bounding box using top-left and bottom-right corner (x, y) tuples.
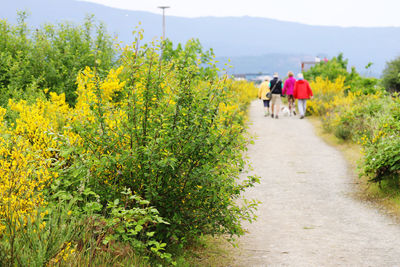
(293, 73), (313, 119)
(283, 71), (296, 116)
(258, 76), (271, 116)
(269, 73), (283, 119)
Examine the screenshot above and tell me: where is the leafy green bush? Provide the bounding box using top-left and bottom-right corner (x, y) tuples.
(362, 135), (400, 185)
(104, 188), (172, 263)
(332, 93), (390, 141)
(308, 74), (399, 187)
(0, 12), (115, 106)
(333, 123), (352, 140)
(360, 97), (400, 185)
(55, 188), (173, 265)
(382, 56), (400, 93)
(305, 52), (400, 194)
(58, 34), (259, 246)
(305, 53), (351, 82)
(305, 53), (381, 95)
(162, 38), (217, 80)
(0, 16), (259, 264)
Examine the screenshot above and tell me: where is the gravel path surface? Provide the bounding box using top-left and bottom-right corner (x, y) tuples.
(235, 101), (400, 267)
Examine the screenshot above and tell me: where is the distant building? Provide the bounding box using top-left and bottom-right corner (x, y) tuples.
(301, 55), (329, 72)
(232, 74), (246, 81)
(232, 73), (271, 83)
(301, 61), (317, 72)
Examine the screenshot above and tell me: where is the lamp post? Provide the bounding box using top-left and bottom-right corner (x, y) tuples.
(158, 6), (170, 40)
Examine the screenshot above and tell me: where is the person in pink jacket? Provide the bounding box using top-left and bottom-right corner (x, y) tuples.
(282, 71), (296, 116)
(293, 73), (313, 119)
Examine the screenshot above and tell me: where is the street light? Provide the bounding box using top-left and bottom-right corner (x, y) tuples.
(158, 6), (170, 40)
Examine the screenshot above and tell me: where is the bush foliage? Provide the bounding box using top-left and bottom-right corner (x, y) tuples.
(382, 55), (400, 93)
(305, 54), (400, 189)
(0, 12), (115, 107)
(305, 53), (380, 95)
(0, 18), (259, 265)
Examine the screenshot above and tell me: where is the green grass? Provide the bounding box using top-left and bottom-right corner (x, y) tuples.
(62, 243), (150, 267)
(174, 236), (238, 267)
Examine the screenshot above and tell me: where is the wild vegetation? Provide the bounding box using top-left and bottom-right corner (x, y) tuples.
(2, 11), (399, 265)
(0, 12), (115, 107)
(305, 54), (400, 194)
(382, 55), (400, 93)
(0, 15), (259, 266)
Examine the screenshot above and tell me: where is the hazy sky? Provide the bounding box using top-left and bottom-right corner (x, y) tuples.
(80, 0), (400, 27)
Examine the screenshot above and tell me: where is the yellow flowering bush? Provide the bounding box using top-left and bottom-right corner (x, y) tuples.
(307, 75), (387, 141)
(307, 76), (348, 116)
(226, 79), (259, 110)
(359, 96), (400, 185)
(0, 91), (85, 265)
(305, 72), (400, 187)
(63, 40), (259, 246)
(0, 32), (259, 264)
(0, 97), (63, 236)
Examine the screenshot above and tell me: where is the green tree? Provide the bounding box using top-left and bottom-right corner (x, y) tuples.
(305, 53), (351, 82)
(305, 53), (380, 94)
(0, 13), (116, 106)
(382, 56), (400, 93)
(162, 38), (217, 80)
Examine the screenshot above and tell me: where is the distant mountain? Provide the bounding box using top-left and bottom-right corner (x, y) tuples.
(216, 53), (315, 78)
(2, 0), (400, 76)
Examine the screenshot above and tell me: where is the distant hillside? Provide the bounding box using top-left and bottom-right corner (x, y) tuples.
(216, 54), (314, 77)
(2, 0), (400, 76)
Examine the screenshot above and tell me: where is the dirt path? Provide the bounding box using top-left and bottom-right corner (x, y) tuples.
(235, 101), (400, 266)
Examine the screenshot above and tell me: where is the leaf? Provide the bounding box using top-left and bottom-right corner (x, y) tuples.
(146, 231), (155, 237)
(135, 225), (143, 232)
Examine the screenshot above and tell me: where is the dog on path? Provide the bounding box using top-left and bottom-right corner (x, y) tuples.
(281, 106), (290, 117)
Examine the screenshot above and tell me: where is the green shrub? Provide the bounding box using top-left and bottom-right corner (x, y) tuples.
(0, 13), (115, 106)
(305, 53), (351, 82)
(103, 188), (173, 264)
(334, 123), (352, 140)
(60, 34), (259, 247)
(382, 56), (400, 93)
(0, 17), (259, 264)
(305, 53), (381, 95)
(362, 135), (400, 185)
(305, 53), (400, 192)
(359, 97), (400, 185)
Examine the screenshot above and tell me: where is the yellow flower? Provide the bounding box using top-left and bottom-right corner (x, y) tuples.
(39, 222), (46, 230)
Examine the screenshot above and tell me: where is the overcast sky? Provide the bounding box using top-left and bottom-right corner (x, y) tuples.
(80, 0), (400, 27)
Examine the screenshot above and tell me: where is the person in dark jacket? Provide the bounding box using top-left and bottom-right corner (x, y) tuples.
(270, 72), (283, 119)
